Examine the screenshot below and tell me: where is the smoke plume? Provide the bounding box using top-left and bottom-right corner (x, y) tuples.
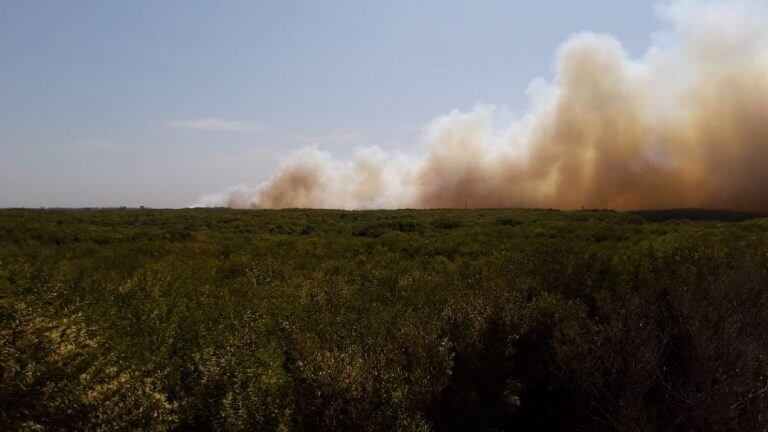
(200, 1), (768, 211)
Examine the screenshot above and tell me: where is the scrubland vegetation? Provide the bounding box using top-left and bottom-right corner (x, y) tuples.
(2, 208), (767, 431)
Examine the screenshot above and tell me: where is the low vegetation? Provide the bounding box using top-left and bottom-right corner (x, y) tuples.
(1, 208), (767, 431)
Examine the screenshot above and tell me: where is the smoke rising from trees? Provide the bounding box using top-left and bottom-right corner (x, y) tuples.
(201, 1), (768, 211)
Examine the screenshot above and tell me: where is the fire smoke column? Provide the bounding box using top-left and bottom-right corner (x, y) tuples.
(199, 0), (768, 211)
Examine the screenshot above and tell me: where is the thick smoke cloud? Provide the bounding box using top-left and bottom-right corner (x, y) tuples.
(200, 1), (768, 211)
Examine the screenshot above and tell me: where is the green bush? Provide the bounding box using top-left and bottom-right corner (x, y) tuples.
(0, 300), (176, 431)
(1, 208), (767, 430)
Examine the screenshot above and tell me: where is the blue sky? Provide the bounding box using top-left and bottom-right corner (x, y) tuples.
(0, 1), (660, 207)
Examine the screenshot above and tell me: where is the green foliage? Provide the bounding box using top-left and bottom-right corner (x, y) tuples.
(0, 300), (176, 431)
(1, 208), (767, 430)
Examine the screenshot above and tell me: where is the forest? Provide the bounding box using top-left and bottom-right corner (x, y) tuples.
(2, 208), (767, 431)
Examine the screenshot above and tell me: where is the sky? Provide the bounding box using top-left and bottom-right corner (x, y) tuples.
(0, 1), (661, 208)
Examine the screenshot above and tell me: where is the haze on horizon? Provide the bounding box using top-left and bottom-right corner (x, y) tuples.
(3, 1), (768, 211)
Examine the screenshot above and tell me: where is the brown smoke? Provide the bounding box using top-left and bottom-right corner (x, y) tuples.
(201, 1), (768, 211)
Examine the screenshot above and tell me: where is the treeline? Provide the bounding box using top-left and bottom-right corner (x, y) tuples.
(1, 209), (767, 431)
(629, 208), (768, 222)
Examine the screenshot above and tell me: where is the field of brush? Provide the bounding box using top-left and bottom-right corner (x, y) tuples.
(2, 208), (768, 431)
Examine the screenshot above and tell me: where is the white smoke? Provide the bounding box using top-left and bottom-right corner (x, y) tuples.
(198, 0), (768, 211)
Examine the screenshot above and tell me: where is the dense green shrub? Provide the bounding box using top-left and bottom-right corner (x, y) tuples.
(1, 208), (767, 430)
(0, 300), (176, 431)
